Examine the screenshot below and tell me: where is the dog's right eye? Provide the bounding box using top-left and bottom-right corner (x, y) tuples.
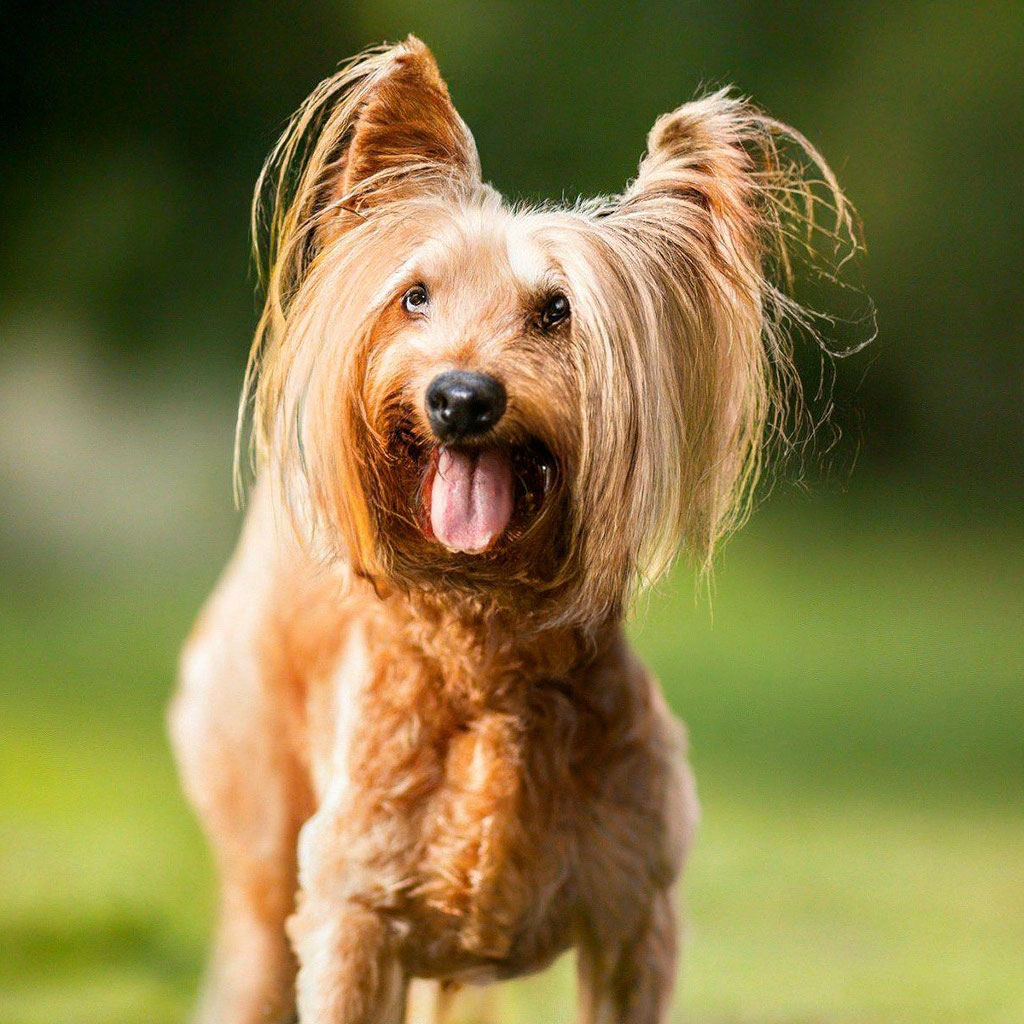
(538, 292), (570, 330)
(401, 284), (429, 314)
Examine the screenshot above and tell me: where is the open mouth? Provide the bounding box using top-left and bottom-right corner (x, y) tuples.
(417, 441), (557, 554)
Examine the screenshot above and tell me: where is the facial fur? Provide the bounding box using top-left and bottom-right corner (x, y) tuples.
(240, 36), (859, 629)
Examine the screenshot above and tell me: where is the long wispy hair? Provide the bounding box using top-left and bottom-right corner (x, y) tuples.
(236, 37), (867, 625)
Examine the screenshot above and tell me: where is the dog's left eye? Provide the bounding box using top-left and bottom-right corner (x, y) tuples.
(539, 293), (570, 330)
(402, 284), (429, 314)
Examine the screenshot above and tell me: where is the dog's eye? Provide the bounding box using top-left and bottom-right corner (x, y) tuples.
(401, 284), (429, 314)
(539, 293), (570, 330)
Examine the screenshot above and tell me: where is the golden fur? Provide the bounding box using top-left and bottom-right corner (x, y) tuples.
(169, 36), (857, 1024)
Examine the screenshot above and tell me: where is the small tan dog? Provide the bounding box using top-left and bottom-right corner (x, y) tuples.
(170, 36), (856, 1024)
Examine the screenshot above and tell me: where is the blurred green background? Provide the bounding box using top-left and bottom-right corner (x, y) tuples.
(1, 2), (1021, 1023)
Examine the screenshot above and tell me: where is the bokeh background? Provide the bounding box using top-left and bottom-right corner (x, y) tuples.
(2, 2), (1022, 1022)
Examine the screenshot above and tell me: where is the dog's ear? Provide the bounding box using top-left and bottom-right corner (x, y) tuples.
(618, 90), (797, 298)
(254, 37), (480, 270)
(333, 36), (481, 212)
(600, 90), (858, 576)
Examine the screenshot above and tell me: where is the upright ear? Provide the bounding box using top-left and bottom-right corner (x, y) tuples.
(254, 36), (480, 272)
(606, 90), (857, 572)
(617, 88), (843, 297)
(335, 36), (481, 210)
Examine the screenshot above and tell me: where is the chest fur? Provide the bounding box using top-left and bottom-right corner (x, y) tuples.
(319, 639), (594, 969)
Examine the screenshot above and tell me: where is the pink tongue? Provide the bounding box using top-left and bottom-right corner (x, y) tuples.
(430, 448), (514, 553)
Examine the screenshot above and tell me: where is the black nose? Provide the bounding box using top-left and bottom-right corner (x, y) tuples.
(425, 370), (507, 441)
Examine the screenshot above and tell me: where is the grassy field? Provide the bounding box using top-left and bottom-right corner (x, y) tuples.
(1, 486), (1021, 1024)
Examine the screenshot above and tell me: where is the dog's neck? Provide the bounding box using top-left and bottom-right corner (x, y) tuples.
(365, 581), (622, 696)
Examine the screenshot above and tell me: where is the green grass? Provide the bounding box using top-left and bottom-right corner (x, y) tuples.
(2, 489), (1022, 1024)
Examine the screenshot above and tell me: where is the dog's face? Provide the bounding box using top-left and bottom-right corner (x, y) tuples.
(246, 38), (854, 625)
(352, 207), (577, 573)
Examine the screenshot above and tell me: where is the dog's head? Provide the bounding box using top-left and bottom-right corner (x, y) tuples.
(243, 37), (859, 627)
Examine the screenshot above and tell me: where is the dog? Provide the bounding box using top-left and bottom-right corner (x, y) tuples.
(169, 35), (856, 1024)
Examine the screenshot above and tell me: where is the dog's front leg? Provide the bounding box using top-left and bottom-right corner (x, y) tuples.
(290, 901), (404, 1024)
(288, 806), (406, 1024)
(575, 890), (677, 1024)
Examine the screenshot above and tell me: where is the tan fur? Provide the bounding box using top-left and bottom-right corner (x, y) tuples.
(170, 36), (857, 1023)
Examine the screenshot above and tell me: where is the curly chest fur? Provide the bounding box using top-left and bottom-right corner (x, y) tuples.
(299, 610), (672, 980)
